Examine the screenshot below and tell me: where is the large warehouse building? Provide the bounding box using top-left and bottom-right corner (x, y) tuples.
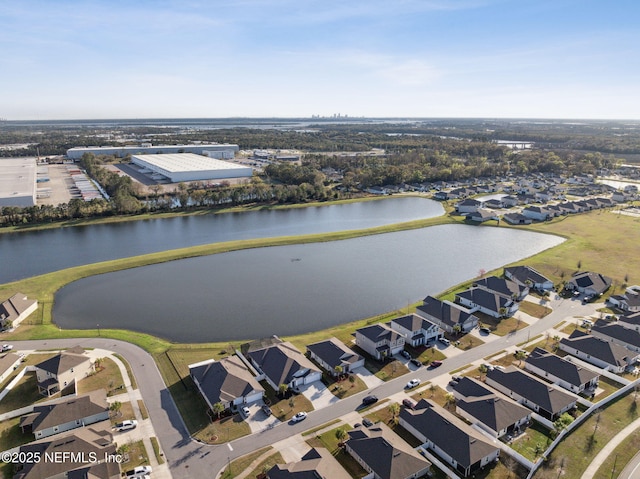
(131, 153), (253, 183)
(0, 158), (37, 207)
(66, 143), (239, 160)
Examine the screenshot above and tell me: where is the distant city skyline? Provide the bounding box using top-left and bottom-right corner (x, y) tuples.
(2, 0), (639, 120)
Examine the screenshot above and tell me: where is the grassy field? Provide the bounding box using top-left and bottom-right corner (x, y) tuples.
(0, 417), (30, 452)
(220, 447), (272, 479)
(477, 314), (528, 337)
(306, 425), (368, 478)
(510, 421), (553, 462)
(193, 413), (251, 444)
(519, 300), (553, 318)
(324, 374), (368, 399)
(242, 451), (285, 478)
(0, 372), (49, 415)
(593, 424), (640, 479)
(534, 389), (639, 479)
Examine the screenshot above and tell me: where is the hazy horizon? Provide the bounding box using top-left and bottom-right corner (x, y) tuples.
(2, 1), (639, 121)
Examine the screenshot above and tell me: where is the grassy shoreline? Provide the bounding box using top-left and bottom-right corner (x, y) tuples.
(2, 205), (637, 359)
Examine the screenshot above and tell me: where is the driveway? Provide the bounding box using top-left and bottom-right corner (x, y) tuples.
(351, 366), (384, 389)
(299, 381), (340, 409)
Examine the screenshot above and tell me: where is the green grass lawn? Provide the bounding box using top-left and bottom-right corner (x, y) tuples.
(118, 439), (151, 470)
(325, 374), (368, 399)
(510, 421), (553, 462)
(593, 424), (640, 479)
(109, 401), (135, 425)
(220, 447), (272, 479)
(593, 377), (622, 401)
(534, 390), (640, 479)
(477, 313), (528, 337)
(0, 417), (32, 452)
(77, 357), (125, 396)
(149, 436), (165, 464)
(405, 344), (446, 363)
(306, 425), (368, 478)
(137, 399), (149, 419)
(243, 451), (286, 478)
(113, 353), (138, 389)
(519, 300), (553, 318)
(192, 413), (251, 444)
(0, 372), (49, 415)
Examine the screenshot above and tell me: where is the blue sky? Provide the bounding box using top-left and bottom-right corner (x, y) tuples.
(1, 0), (639, 120)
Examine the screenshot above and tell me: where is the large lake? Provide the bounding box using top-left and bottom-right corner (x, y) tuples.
(54, 225), (564, 343)
(1, 197), (443, 283)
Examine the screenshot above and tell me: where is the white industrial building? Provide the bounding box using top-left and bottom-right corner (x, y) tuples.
(131, 153), (252, 183)
(0, 158), (37, 207)
(66, 143), (239, 160)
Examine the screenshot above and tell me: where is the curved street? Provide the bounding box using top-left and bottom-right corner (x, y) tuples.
(9, 295), (605, 477)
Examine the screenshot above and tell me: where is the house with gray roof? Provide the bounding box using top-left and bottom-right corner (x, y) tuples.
(13, 425), (119, 479)
(453, 378), (531, 438)
(344, 423), (431, 479)
(591, 320), (640, 353)
(485, 366), (577, 421)
(387, 314), (443, 347)
(502, 212), (532, 225)
(560, 330), (639, 373)
(522, 206), (551, 221)
(504, 265), (554, 291)
(247, 340), (321, 391)
(34, 346), (93, 397)
(618, 312), (640, 331)
(455, 198), (483, 214)
(608, 286), (640, 313)
(354, 323), (405, 360)
(473, 276), (529, 301)
(524, 348), (599, 395)
(190, 355), (264, 411)
(566, 272), (612, 297)
(466, 208), (498, 223)
(306, 338), (364, 376)
(0, 292), (37, 330)
(456, 287), (519, 319)
(19, 389), (109, 440)
(0, 352), (21, 383)
(399, 399), (499, 477)
(416, 296), (478, 334)
(267, 447), (351, 479)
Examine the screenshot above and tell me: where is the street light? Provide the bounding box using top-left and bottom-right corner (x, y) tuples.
(97, 324), (100, 336)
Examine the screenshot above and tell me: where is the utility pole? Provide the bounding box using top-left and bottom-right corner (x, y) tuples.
(611, 453), (618, 479)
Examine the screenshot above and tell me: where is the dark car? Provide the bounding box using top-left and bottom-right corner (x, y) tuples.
(400, 350), (411, 360)
(362, 395), (378, 406)
(480, 327), (491, 335)
(410, 359), (422, 368)
(402, 398), (415, 409)
(262, 405), (272, 416)
(362, 418), (374, 427)
(430, 360), (443, 368)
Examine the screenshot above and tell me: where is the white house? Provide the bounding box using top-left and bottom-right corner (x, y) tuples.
(354, 323), (405, 360)
(387, 314), (443, 347)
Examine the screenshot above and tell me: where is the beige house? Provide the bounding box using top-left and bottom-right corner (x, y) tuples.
(35, 346), (93, 396)
(0, 292), (38, 330)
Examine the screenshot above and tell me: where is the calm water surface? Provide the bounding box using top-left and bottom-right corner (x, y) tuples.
(1, 197), (442, 283)
(54, 225), (563, 342)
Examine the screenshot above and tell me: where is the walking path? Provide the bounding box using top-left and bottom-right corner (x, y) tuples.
(582, 416), (640, 479)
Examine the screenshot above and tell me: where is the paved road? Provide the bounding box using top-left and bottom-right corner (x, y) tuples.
(11, 295), (600, 477)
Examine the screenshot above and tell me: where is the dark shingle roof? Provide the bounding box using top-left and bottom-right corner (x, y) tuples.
(248, 342), (320, 387)
(504, 265), (551, 286)
(417, 296), (477, 329)
(568, 272), (612, 295)
(20, 390), (108, 433)
(388, 314), (437, 333)
(190, 356), (264, 405)
(35, 347), (89, 376)
(592, 320), (640, 348)
(456, 287), (513, 314)
(345, 423), (430, 479)
(486, 366), (576, 416)
(306, 338), (363, 371)
(356, 323), (401, 343)
(454, 377), (494, 398)
(473, 276), (526, 298)
(399, 400), (498, 469)
(560, 330), (632, 368)
(525, 348), (599, 388)
(267, 447), (351, 479)
(457, 395), (530, 434)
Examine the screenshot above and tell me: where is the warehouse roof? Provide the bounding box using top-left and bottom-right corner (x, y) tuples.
(0, 158), (36, 205)
(132, 153), (247, 173)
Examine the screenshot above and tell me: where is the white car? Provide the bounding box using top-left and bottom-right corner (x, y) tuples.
(406, 378), (421, 389)
(241, 406), (250, 416)
(114, 420), (138, 432)
(439, 338), (451, 346)
(1, 344), (13, 352)
(291, 412), (307, 422)
(125, 465), (152, 477)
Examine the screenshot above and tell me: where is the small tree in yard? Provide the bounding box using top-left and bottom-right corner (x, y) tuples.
(278, 383), (289, 398)
(212, 402), (225, 420)
(335, 428), (347, 444)
(515, 350), (527, 366)
(109, 401), (122, 417)
(388, 403), (400, 424)
(479, 364), (488, 380)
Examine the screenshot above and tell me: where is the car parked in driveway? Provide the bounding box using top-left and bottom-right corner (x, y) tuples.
(262, 405), (272, 416)
(125, 466), (152, 478)
(400, 350), (411, 360)
(406, 378), (421, 389)
(439, 338), (451, 346)
(241, 406), (250, 416)
(114, 420), (137, 432)
(291, 412), (307, 423)
(480, 327), (491, 335)
(362, 418), (373, 427)
(409, 359), (422, 368)
(402, 398), (415, 409)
